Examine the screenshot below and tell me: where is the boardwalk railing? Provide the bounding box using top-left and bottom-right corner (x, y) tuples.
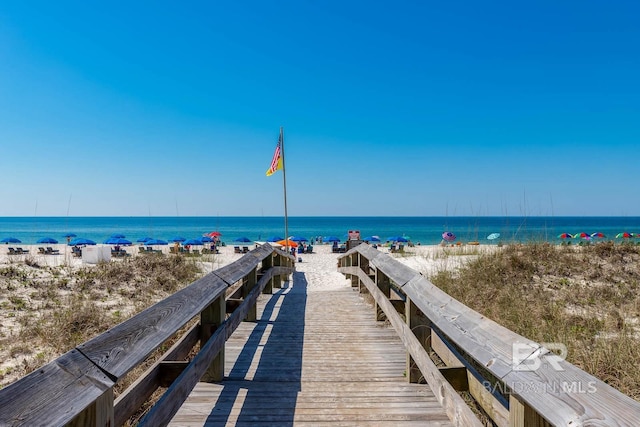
(338, 243), (640, 427)
(0, 244), (294, 427)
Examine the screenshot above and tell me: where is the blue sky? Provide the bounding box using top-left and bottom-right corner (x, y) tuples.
(1, 1), (638, 216)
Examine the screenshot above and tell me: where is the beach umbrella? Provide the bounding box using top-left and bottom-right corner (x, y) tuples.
(574, 232), (590, 239)
(487, 233), (500, 240)
(183, 238), (204, 246)
(266, 236), (284, 242)
(1, 237), (21, 244)
(324, 236), (341, 242)
(170, 236), (186, 242)
(63, 233), (77, 238)
(137, 237), (153, 243)
(442, 232), (456, 242)
(633, 233), (640, 238)
(145, 238), (168, 245)
(206, 231), (222, 237)
(290, 236), (308, 242)
(362, 236), (381, 242)
(68, 238), (96, 246)
(387, 236), (408, 243)
(200, 236), (213, 243)
(110, 233), (126, 239)
(557, 233), (573, 239)
(104, 237), (132, 245)
(234, 237), (252, 243)
(37, 237), (59, 244)
(275, 239), (298, 248)
(590, 232), (606, 239)
(616, 232), (633, 239)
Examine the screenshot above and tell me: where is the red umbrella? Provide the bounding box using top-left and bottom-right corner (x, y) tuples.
(616, 232), (633, 239)
(206, 231), (222, 238)
(558, 233), (573, 239)
(590, 232), (606, 239)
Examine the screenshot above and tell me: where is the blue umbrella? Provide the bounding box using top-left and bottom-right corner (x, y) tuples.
(266, 236), (284, 242)
(234, 237), (252, 243)
(69, 238), (96, 246)
(145, 238), (168, 245)
(363, 236), (381, 242)
(200, 236), (213, 243)
(104, 237), (132, 245)
(63, 233), (77, 238)
(387, 236), (408, 242)
(183, 238), (204, 245)
(137, 237), (153, 243)
(324, 236), (341, 242)
(290, 236), (308, 242)
(1, 237), (21, 244)
(170, 236), (186, 242)
(37, 237), (59, 244)
(110, 233), (126, 239)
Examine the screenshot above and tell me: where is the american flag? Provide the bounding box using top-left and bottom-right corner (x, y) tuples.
(266, 133), (283, 176)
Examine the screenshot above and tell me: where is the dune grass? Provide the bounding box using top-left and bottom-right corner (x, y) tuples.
(428, 241), (640, 401)
(0, 254), (202, 388)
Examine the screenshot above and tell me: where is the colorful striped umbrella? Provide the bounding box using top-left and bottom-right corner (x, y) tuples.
(557, 233), (573, 239)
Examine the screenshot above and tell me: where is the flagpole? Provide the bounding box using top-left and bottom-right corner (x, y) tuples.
(279, 126), (290, 254)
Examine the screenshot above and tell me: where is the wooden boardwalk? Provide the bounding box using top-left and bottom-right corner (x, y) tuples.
(169, 271), (453, 426)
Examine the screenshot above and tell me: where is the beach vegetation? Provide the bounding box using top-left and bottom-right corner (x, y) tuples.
(0, 254), (203, 389)
(429, 242), (640, 401)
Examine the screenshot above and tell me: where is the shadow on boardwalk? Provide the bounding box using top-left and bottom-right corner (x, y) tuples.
(205, 272), (308, 425)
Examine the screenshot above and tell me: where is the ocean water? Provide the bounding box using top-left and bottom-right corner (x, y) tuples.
(0, 216), (639, 246)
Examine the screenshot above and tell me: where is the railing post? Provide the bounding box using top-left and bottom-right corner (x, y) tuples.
(509, 394), (550, 427)
(406, 296), (431, 384)
(262, 252), (273, 294)
(243, 267), (258, 321)
(68, 388), (114, 427)
(375, 270), (391, 321)
(200, 293), (226, 382)
(273, 253), (282, 288)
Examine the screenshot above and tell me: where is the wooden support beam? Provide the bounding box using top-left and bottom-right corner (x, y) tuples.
(375, 270), (391, 321)
(406, 297), (431, 384)
(262, 255), (273, 294)
(68, 388), (114, 427)
(200, 294), (225, 382)
(243, 268), (257, 321)
(509, 394), (552, 427)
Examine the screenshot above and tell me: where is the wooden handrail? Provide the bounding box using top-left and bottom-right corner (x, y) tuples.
(0, 244), (294, 427)
(338, 243), (640, 427)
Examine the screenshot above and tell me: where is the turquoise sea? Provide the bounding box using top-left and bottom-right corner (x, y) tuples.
(0, 217), (639, 246)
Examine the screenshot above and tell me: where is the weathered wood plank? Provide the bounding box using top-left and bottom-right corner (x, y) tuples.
(0, 350), (114, 427)
(171, 273), (455, 426)
(78, 273), (227, 380)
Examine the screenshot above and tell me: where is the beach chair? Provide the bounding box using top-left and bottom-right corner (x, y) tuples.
(38, 247), (48, 254)
(7, 247), (17, 255)
(234, 246), (242, 254)
(242, 246), (249, 253)
(46, 247), (60, 255)
(16, 247), (29, 254)
(306, 245), (313, 253)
